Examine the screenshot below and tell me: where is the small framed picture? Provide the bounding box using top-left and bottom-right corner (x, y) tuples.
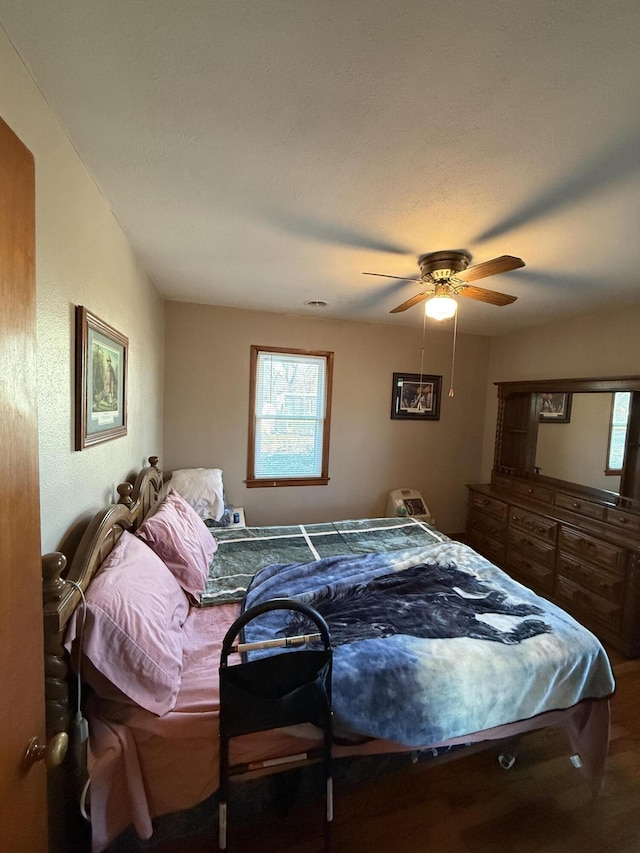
(539, 392), (572, 423)
(391, 373), (442, 420)
(75, 306), (128, 449)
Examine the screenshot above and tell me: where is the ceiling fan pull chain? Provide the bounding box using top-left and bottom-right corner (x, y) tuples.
(419, 310), (426, 383)
(448, 311), (458, 398)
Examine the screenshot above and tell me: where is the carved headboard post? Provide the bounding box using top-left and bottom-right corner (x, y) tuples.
(116, 482), (134, 507)
(42, 551), (71, 738)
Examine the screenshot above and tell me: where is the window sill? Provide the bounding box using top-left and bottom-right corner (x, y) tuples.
(246, 477), (330, 488)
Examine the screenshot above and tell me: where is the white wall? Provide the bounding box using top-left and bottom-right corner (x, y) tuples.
(481, 303), (640, 482)
(164, 302), (491, 535)
(0, 27), (165, 554)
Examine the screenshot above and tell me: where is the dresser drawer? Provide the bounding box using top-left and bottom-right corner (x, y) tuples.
(469, 508), (507, 543)
(508, 508), (557, 544)
(557, 552), (625, 603)
(468, 492), (508, 522)
(555, 576), (622, 632)
(554, 492), (606, 521)
(508, 528), (556, 568)
(508, 480), (553, 504)
(559, 526), (625, 574)
(467, 529), (506, 565)
(605, 507), (640, 535)
(507, 551), (554, 594)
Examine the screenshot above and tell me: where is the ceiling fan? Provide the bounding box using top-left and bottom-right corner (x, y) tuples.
(363, 250), (525, 318)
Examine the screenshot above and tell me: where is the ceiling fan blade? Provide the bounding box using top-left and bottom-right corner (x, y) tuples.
(455, 255), (525, 283)
(389, 291), (430, 313)
(363, 272), (422, 282)
(458, 285), (517, 306)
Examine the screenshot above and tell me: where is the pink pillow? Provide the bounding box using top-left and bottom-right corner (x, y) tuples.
(65, 531), (188, 715)
(136, 489), (217, 600)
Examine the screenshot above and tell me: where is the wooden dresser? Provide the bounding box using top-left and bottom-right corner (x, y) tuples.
(467, 375), (640, 658)
(467, 476), (640, 657)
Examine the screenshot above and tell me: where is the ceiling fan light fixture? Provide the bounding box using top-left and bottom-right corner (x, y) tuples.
(424, 294), (457, 321)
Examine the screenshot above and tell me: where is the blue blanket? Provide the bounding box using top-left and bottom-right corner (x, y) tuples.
(243, 540), (615, 746)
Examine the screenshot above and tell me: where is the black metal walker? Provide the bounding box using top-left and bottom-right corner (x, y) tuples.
(218, 598), (333, 850)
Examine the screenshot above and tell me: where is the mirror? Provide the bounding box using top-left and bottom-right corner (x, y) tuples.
(535, 392), (621, 493)
(494, 376), (640, 507)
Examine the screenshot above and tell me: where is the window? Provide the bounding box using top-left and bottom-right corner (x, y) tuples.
(606, 391), (631, 474)
(247, 346), (334, 487)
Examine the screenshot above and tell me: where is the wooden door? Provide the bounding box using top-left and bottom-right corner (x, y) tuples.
(0, 117), (48, 850)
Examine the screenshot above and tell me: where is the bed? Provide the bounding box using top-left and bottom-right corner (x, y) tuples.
(42, 459), (615, 852)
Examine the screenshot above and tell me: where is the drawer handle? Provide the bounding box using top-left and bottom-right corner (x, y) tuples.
(527, 488), (534, 494)
(572, 502), (580, 509)
(615, 516), (628, 524)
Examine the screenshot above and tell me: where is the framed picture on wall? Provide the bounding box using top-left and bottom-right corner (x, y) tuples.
(391, 372), (442, 420)
(539, 392), (572, 423)
(75, 305), (128, 449)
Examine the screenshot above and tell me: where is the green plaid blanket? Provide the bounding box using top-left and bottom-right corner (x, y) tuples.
(199, 517), (447, 606)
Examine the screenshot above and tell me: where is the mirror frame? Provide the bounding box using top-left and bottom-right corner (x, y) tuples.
(494, 376), (640, 509)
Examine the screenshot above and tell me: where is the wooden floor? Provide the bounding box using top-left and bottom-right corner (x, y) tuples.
(150, 648), (640, 853)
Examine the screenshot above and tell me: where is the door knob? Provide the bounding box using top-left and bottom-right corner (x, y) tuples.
(24, 732), (69, 769)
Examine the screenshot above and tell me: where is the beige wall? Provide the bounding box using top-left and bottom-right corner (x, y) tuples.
(536, 393), (618, 492)
(164, 302), (491, 534)
(0, 28), (164, 555)
(481, 304), (640, 481)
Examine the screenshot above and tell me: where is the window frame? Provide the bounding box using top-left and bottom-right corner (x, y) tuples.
(605, 390), (631, 475)
(246, 345), (334, 488)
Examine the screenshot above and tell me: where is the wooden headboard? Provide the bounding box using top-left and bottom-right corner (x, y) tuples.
(42, 457), (165, 739)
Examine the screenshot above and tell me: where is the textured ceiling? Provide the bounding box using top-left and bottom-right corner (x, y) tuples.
(2, 0), (640, 335)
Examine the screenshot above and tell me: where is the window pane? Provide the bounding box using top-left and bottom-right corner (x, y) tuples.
(609, 426), (627, 470)
(256, 353), (325, 420)
(608, 391), (631, 471)
(612, 391), (630, 426)
(255, 418), (322, 477)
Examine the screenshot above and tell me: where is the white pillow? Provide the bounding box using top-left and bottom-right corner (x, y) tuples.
(169, 468), (225, 521)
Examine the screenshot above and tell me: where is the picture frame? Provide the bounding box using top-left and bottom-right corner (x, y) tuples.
(391, 372), (442, 420)
(539, 392), (572, 423)
(75, 306), (128, 450)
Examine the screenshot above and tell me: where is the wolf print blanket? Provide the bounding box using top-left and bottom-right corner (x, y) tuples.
(242, 540), (615, 746)
(282, 562), (551, 646)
